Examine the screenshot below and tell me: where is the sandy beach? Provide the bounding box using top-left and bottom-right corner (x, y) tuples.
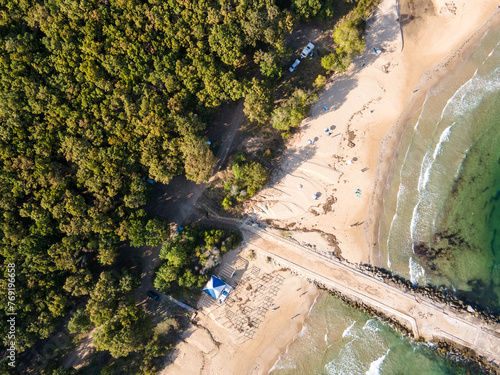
(160, 247), (319, 375)
(163, 0), (500, 373)
(247, 0), (500, 264)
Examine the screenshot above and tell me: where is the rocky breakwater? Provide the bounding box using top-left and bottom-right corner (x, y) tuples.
(252, 231), (500, 374)
(354, 263), (500, 374)
(357, 263), (500, 326)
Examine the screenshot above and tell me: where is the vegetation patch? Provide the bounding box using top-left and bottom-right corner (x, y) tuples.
(222, 153), (270, 211)
(154, 226), (241, 300)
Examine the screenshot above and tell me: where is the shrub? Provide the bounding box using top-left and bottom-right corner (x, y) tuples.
(321, 53), (351, 74)
(249, 249), (256, 260)
(68, 309), (92, 334)
(313, 75), (327, 88)
(271, 89), (317, 132)
(291, 0), (321, 20)
(222, 196), (233, 210)
(333, 19), (365, 58)
(244, 79), (274, 125)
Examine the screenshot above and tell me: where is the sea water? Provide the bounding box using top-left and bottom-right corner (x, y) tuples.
(271, 20), (500, 375)
(378, 21), (500, 313)
(270, 294), (478, 374)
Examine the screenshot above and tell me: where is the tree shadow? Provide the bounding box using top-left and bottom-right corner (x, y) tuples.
(309, 3), (402, 117)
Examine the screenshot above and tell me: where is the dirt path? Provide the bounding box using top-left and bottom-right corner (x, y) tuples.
(146, 100), (246, 225)
(62, 101), (247, 370)
(135, 100), (246, 301)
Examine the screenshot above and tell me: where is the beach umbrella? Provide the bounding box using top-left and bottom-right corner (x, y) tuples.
(312, 194), (318, 200)
(298, 184), (303, 189)
(347, 160), (352, 164)
(324, 128), (329, 132)
(307, 139), (312, 145)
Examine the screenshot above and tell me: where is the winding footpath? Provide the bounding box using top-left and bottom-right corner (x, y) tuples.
(240, 221), (500, 369)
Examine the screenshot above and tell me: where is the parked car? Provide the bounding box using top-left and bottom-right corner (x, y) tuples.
(300, 42), (315, 58)
(289, 59), (300, 72)
(147, 291), (160, 301)
(142, 176), (155, 185)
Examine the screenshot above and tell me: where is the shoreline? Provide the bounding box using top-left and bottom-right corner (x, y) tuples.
(267, 292), (321, 374)
(160, 247), (320, 375)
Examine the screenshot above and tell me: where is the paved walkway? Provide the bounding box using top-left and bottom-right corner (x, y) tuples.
(241, 222), (500, 367)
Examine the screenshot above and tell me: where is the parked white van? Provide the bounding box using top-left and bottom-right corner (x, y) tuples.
(300, 42), (315, 58)
(289, 59), (300, 72)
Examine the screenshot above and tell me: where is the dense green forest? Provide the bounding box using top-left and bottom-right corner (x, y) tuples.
(0, 0), (294, 354)
(0, 0), (377, 371)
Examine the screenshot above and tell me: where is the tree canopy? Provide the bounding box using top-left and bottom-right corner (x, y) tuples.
(155, 226), (240, 293)
(0, 0), (379, 364)
(271, 89), (317, 132)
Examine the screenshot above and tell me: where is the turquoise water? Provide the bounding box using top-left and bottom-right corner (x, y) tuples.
(270, 294), (478, 374)
(272, 20), (500, 375)
(377, 22), (500, 313)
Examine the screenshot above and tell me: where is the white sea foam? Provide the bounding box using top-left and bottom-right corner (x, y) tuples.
(418, 149), (433, 193)
(441, 65), (500, 119)
(362, 319), (381, 333)
(308, 293), (319, 316)
(268, 360), (296, 373)
(386, 183), (405, 265)
(412, 129), (447, 244)
(269, 293), (320, 373)
(413, 95), (430, 130)
(365, 349), (390, 375)
(324, 339), (362, 375)
(440, 71), (477, 119)
(342, 321), (356, 338)
(409, 201), (420, 245)
(432, 122), (454, 160)
(294, 323), (308, 339)
(483, 39), (499, 62)
(409, 63), (498, 254)
(420, 122), (455, 191)
(409, 256), (425, 284)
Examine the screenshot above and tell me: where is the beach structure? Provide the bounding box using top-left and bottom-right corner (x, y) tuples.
(203, 275), (233, 303)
